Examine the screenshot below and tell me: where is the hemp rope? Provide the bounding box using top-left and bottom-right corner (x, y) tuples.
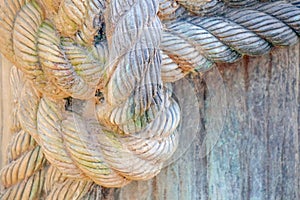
(1, 0), (300, 199)
(0, 67), (46, 199)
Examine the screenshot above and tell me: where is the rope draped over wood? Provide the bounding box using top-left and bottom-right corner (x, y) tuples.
(1, 0), (300, 199)
(160, 0), (300, 82)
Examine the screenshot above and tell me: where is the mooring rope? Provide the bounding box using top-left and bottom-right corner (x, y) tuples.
(1, 0), (300, 199)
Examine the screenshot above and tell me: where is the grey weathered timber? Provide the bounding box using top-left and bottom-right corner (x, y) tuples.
(0, 43), (299, 199)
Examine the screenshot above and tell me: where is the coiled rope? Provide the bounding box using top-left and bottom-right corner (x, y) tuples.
(1, 0), (300, 199)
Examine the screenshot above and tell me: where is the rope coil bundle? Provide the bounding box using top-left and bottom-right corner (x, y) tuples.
(1, 0), (300, 199)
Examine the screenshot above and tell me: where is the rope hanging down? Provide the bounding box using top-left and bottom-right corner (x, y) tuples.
(1, 0), (300, 199)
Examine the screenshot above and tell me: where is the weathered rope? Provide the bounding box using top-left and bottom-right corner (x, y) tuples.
(1, 170), (45, 199)
(44, 165), (98, 199)
(1, 0), (180, 193)
(161, 1), (300, 82)
(1, 0), (300, 199)
(41, 0), (178, 186)
(0, 0), (107, 99)
(225, 9), (298, 46)
(0, 67), (46, 199)
(223, 0), (258, 8)
(44, 165), (67, 193)
(45, 179), (93, 200)
(75, 0), (105, 46)
(187, 17), (272, 55)
(1, 140), (46, 188)
(158, 0), (186, 21)
(177, 0), (225, 16)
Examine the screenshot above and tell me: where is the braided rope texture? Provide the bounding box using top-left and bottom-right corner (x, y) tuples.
(1, 0), (300, 199)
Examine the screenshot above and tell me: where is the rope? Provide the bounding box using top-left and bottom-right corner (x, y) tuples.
(75, 0), (106, 46)
(225, 9), (298, 46)
(45, 179), (93, 200)
(44, 165), (66, 193)
(80, 184), (102, 199)
(161, 0), (300, 82)
(223, 0), (258, 8)
(1, 170), (45, 199)
(1, 0), (300, 199)
(158, 0), (186, 20)
(176, 0), (225, 16)
(0, 0), (179, 197)
(0, 67), (46, 199)
(0, 0), (107, 99)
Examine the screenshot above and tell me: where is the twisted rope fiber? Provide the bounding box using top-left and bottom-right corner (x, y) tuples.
(0, 68), (46, 199)
(0, 0), (106, 99)
(37, 0), (178, 188)
(160, 0), (300, 82)
(0, 2), (119, 199)
(94, 0), (180, 180)
(1, 0), (300, 199)
(0, 0), (120, 194)
(1, 0), (180, 198)
(176, 0), (226, 16)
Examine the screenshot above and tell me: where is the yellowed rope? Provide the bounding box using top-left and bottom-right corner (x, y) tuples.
(0, 0), (107, 99)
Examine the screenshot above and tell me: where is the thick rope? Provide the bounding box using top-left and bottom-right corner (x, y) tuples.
(0, 67), (46, 199)
(0, 0), (107, 99)
(44, 165), (66, 193)
(39, 0), (178, 186)
(0, 0), (176, 197)
(45, 179), (93, 200)
(1, 0), (300, 199)
(177, 0), (225, 16)
(75, 0), (106, 46)
(161, 0), (300, 82)
(158, 0), (186, 21)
